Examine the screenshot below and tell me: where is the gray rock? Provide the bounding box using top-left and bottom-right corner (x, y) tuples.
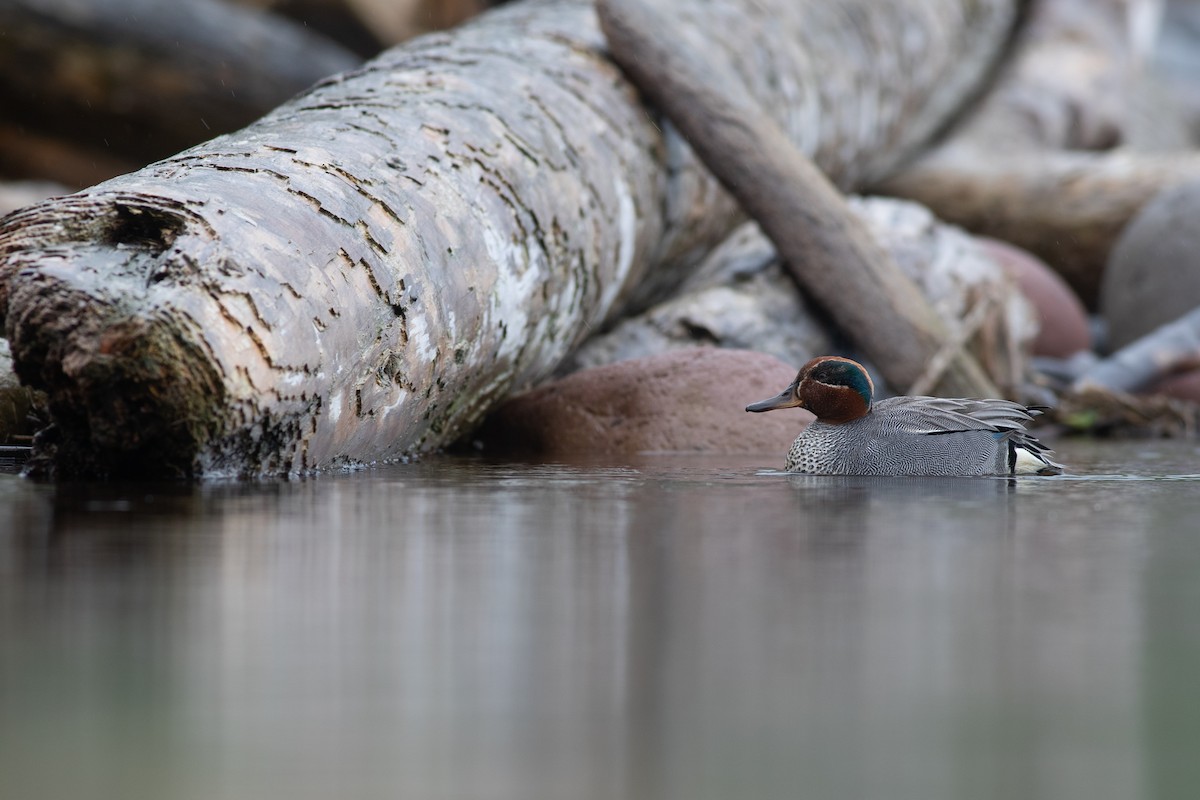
(1102, 179), (1200, 350)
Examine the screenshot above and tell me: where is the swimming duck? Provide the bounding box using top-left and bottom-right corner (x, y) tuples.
(746, 356), (1063, 476)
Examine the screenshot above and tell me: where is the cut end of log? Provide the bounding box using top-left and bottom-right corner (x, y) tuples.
(7, 294), (224, 479)
(2, 198), (225, 479)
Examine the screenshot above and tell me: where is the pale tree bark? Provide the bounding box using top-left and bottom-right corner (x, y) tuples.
(0, 0), (1018, 478)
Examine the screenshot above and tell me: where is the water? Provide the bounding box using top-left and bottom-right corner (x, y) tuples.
(2, 439), (1200, 800)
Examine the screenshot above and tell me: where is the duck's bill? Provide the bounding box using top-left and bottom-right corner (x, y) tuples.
(745, 387), (802, 413)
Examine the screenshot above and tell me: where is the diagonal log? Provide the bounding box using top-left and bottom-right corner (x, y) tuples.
(597, 0), (1007, 399)
(0, 0), (1018, 478)
(1073, 306), (1200, 394)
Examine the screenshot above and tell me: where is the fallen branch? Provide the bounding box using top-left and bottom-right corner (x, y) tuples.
(906, 286), (1005, 396)
(1073, 305), (1200, 394)
(597, 0), (1013, 397)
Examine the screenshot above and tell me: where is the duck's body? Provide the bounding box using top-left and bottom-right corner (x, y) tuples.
(747, 356), (1063, 477)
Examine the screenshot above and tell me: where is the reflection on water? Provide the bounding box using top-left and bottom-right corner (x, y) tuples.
(2, 441), (1200, 799)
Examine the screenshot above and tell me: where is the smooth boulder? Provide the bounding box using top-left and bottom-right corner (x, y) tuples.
(979, 236), (1091, 358)
(1102, 180), (1200, 351)
(474, 347), (810, 458)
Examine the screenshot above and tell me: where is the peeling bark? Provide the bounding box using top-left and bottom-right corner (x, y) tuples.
(0, 0), (1019, 478)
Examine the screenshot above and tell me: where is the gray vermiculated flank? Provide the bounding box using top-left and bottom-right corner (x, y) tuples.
(784, 395), (1055, 476)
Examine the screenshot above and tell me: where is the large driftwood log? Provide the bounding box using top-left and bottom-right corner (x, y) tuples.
(0, 0), (361, 170)
(598, 0), (1008, 399)
(0, 0), (1018, 478)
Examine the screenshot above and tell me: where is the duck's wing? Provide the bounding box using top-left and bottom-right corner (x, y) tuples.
(873, 396), (1040, 435)
(872, 396), (1063, 475)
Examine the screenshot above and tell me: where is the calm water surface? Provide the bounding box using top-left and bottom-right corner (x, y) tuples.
(3, 439), (1200, 800)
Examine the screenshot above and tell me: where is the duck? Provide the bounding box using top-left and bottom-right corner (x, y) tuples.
(745, 356), (1064, 476)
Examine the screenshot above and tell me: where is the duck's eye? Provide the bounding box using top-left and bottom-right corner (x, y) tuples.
(812, 365), (839, 384)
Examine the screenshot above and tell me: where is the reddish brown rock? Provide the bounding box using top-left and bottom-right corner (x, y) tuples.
(1147, 369), (1200, 405)
(978, 237), (1092, 358)
(474, 347), (811, 457)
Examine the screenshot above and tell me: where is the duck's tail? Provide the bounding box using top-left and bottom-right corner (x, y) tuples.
(1011, 438), (1064, 476)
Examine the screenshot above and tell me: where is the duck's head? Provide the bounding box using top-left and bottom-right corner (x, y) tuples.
(745, 356), (874, 424)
